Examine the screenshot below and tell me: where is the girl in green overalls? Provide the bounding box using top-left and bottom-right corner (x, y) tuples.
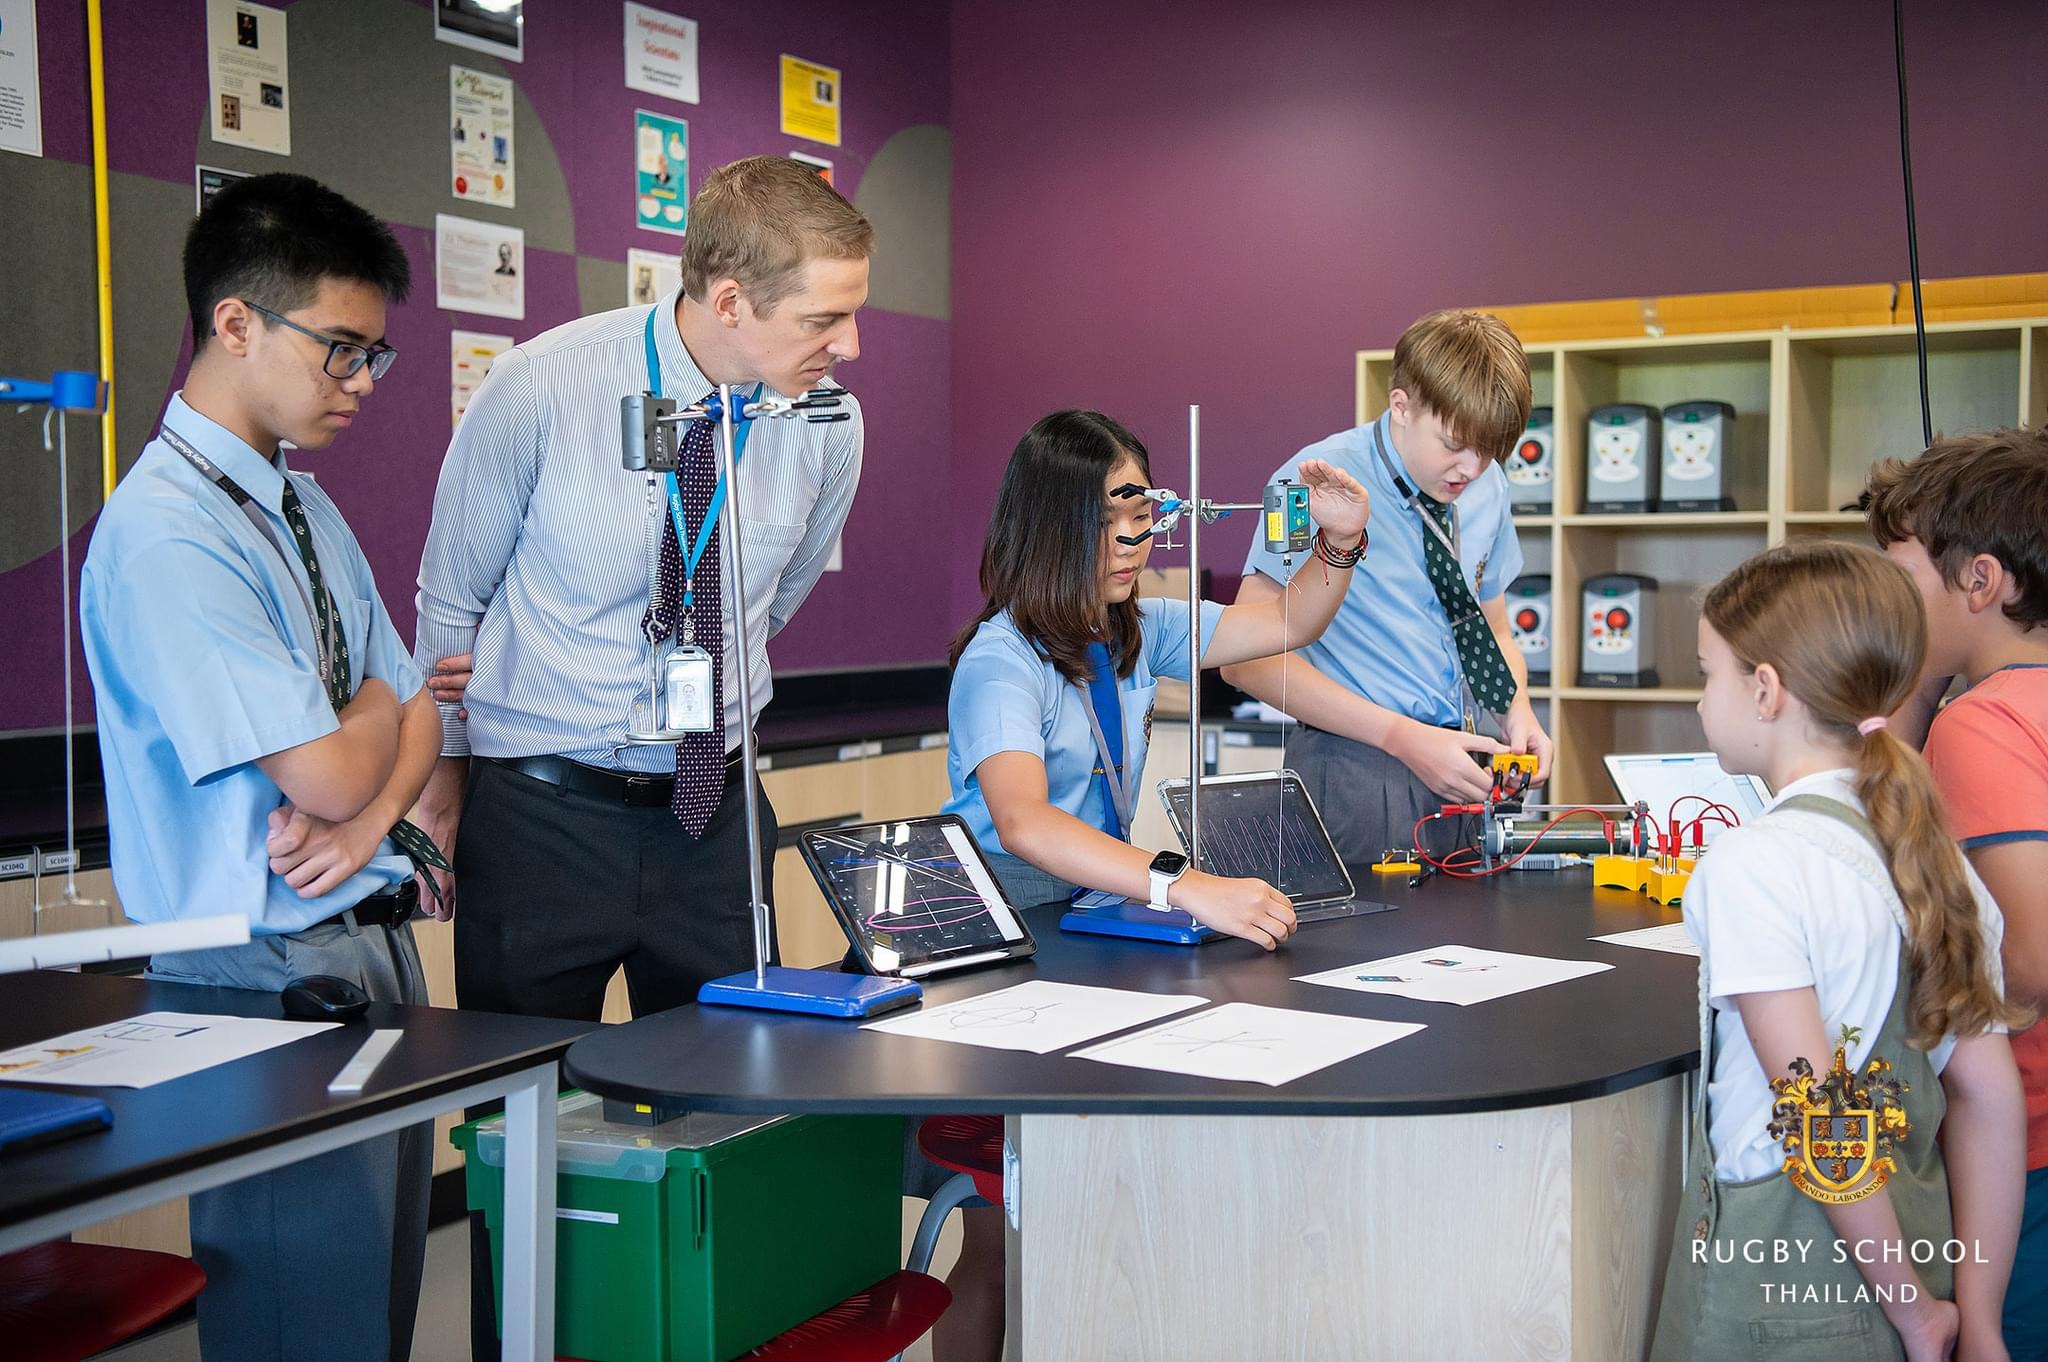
(1651, 541), (2029, 1361)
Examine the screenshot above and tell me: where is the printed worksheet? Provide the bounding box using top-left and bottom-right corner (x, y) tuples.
(861, 980), (1206, 1055)
(1295, 944), (1612, 1006)
(0, 1012), (338, 1088)
(1072, 1002), (1424, 1087)
(1592, 923), (1700, 957)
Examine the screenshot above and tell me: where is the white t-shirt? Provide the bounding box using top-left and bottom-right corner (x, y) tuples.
(1682, 768), (2006, 1182)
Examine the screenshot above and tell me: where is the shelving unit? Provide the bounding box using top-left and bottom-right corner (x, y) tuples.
(1357, 315), (2048, 805)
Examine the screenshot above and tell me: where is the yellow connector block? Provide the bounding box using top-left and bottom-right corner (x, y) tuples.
(1372, 857), (1421, 875)
(1592, 854), (1652, 893)
(1647, 860), (1696, 906)
(1491, 752), (1540, 779)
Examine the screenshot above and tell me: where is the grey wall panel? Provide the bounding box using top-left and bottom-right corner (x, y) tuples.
(854, 124), (949, 322)
(188, 0), (574, 254)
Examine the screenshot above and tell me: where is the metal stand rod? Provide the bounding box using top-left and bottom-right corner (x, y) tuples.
(714, 384), (770, 989)
(1185, 404), (1201, 875)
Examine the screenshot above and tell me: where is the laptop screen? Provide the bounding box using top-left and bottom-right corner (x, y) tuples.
(1159, 772), (1354, 905)
(1602, 752), (1772, 844)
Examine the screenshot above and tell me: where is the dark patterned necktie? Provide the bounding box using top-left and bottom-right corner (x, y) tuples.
(640, 403), (728, 835)
(1417, 494), (1519, 715)
(278, 479), (452, 899)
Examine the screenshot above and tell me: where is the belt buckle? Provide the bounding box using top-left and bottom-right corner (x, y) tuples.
(623, 774), (657, 802)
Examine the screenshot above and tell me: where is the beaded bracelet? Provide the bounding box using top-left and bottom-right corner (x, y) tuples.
(1314, 526), (1366, 570)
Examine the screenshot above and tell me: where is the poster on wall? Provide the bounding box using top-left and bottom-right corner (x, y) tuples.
(624, 3), (698, 104)
(207, 0), (291, 156)
(451, 330), (513, 427)
(634, 109), (688, 236)
(0, 0), (43, 158)
(435, 214), (525, 320)
(626, 248), (680, 307)
(195, 165), (252, 213)
(435, 0), (523, 63)
(789, 150), (833, 187)
(779, 54), (840, 147)
(449, 65), (515, 207)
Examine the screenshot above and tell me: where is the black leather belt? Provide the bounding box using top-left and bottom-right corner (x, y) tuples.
(489, 750), (747, 808)
(319, 878), (416, 930)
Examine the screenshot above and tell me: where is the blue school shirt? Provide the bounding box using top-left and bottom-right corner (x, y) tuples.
(1240, 412), (1523, 727)
(945, 598), (1225, 856)
(79, 394), (422, 934)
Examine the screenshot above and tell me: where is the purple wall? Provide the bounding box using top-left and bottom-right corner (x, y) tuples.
(947, 0), (2048, 617)
(4, 0), (949, 732)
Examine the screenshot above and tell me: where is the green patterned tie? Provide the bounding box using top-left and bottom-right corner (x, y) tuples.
(1417, 495), (1519, 715)
(280, 479), (452, 907)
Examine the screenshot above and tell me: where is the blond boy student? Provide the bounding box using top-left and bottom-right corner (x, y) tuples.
(1868, 426), (2048, 1360)
(1223, 309), (1550, 864)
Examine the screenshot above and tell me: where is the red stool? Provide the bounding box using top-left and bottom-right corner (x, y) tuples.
(0, 1241), (207, 1362)
(744, 1270), (953, 1359)
(905, 1114), (1003, 1279)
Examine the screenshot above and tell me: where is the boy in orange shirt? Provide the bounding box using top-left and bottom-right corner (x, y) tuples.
(1868, 425), (2048, 1360)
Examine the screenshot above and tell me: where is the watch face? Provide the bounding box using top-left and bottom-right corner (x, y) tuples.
(1149, 850), (1189, 876)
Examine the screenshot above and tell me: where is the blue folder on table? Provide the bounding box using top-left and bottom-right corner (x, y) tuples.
(0, 1087), (113, 1154)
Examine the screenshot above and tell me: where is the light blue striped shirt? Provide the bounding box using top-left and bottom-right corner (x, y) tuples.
(414, 291), (862, 771)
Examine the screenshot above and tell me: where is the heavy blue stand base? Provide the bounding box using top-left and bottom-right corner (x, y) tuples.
(1058, 897), (1221, 946)
(697, 966), (923, 1018)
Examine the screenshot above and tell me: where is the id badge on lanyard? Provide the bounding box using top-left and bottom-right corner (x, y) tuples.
(641, 307), (757, 734)
(1366, 422), (1480, 733)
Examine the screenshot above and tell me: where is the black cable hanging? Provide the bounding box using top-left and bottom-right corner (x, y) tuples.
(1894, 0), (1933, 448)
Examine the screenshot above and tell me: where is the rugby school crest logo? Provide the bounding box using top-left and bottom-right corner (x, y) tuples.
(1767, 1025), (1911, 1204)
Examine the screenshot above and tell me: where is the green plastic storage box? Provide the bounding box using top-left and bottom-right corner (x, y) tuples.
(453, 1092), (902, 1362)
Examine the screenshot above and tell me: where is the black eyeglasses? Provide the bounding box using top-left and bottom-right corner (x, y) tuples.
(243, 301), (399, 381)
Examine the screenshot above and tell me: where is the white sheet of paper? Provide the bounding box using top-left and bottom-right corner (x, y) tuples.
(450, 329), (513, 427)
(0, 0), (43, 157)
(624, 3), (698, 104)
(0, 1012), (338, 1088)
(436, 214), (525, 319)
(626, 247), (680, 306)
(862, 980), (1206, 1055)
(207, 0), (290, 156)
(1295, 944), (1613, 1006)
(1073, 1002), (1424, 1087)
(449, 65), (515, 207)
(1592, 923), (1700, 957)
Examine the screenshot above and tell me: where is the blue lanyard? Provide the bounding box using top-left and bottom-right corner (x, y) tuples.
(643, 307), (758, 615)
(1082, 642), (1131, 840)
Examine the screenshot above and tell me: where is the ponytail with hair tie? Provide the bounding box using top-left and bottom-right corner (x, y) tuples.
(1704, 541), (2032, 1049)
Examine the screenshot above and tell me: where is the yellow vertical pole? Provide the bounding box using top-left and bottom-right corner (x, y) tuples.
(87, 0), (116, 499)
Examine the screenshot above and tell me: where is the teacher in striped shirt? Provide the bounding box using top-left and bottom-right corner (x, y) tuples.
(412, 156), (870, 1022)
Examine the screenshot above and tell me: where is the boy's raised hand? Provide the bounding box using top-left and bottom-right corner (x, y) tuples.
(1298, 459), (1370, 544)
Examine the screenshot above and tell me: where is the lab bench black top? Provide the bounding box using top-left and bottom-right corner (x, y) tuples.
(567, 869), (1702, 1119)
(0, 971), (593, 1234)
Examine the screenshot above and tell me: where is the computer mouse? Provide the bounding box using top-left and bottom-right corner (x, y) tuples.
(280, 974), (371, 1023)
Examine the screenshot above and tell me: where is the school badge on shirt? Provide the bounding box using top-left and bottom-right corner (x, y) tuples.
(1766, 1024), (1911, 1204)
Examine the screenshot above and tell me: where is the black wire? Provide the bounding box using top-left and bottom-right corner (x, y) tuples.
(1894, 0), (1933, 448)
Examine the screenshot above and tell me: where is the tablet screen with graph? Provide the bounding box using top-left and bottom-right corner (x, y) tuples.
(1157, 770), (1356, 907)
(798, 816), (1036, 977)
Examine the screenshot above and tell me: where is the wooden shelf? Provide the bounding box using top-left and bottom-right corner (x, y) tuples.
(1359, 310), (2044, 804)
(1782, 511), (1866, 526)
(1562, 512), (1768, 529)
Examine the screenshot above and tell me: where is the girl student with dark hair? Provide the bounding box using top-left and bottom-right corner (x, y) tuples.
(942, 408), (1370, 945)
(1651, 540), (2028, 1362)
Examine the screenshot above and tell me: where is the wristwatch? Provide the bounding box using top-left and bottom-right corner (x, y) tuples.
(1146, 850), (1190, 911)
